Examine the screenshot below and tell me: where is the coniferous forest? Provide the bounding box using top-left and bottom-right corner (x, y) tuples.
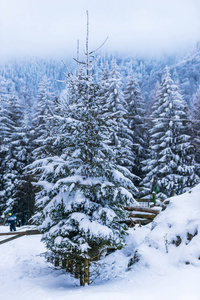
(1, 41), (200, 284)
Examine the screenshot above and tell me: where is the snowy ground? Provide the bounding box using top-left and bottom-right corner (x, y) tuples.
(1, 185), (200, 300)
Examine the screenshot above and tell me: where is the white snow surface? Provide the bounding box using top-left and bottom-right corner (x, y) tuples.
(1, 184), (200, 299)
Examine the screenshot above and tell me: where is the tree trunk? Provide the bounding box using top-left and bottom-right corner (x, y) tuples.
(171, 189), (175, 197)
(54, 257), (59, 267)
(84, 257), (90, 286)
(67, 260), (74, 274)
(61, 259), (66, 269)
(79, 261), (84, 286)
(74, 262), (80, 279)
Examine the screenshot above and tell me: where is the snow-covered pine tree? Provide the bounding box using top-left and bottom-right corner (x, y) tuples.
(142, 67), (199, 199)
(0, 76), (11, 146)
(147, 81), (160, 117)
(191, 85), (200, 167)
(12, 104), (36, 224)
(32, 75), (55, 159)
(104, 59), (126, 115)
(0, 77), (13, 217)
(0, 79), (36, 223)
(1, 90), (24, 216)
(124, 72), (147, 184)
(30, 16), (138, 285)
(139, 81), (160, 198)
(103, 59), (137, 178)
(98, 61), (110, 109)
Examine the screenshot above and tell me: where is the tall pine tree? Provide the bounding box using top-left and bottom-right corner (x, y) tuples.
(124, 72), (147, 185)
(30, 17), (138, 285)
(191, 85), (200, 167)
(142, 67), (199, 199)
(103, 60), (137, 176)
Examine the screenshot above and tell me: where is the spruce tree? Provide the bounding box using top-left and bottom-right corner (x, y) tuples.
(191, 85), (200, 166)
(1, 91), (23, 216)
(32, 75), (55, 159)
(13, 106), (35, 224)
(124, 72), (147, 184)
(0, 77), (13, 217)
(98, 61), (110, 109)
(103, 59), (137, 176)
(142, 67), (199, 199)
(30, 27), (138, 285)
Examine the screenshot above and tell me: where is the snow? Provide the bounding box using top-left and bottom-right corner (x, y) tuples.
(70, 212), (113, 238)
(1, 184), (200, 299)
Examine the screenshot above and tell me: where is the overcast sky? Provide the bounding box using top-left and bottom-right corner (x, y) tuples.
(1, 0), (200, 59)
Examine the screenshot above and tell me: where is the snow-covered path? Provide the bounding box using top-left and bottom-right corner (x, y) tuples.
(0, 227), (200, 300)
(0, 232), (79, 299)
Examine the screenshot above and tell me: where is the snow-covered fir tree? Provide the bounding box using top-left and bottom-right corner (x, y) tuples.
(104, 59), (126, 114)
(32, 75), (55, 159)
(30, 49), (138, 285)
(0, 77), (13, 217)
(191, 85), (200, 166)
(98, 61), (110, 109)
(0, 90), (24, 216)
(12, 105), (36, 224)
(103, 59), (137, 178)
(124, 71), (148, 184)
(142, 67), (199, 199)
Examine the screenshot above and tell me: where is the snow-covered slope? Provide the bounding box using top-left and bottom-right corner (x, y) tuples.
(0, 184), (200, 299)
(132, 184), (200, 269)
(90, 184), (200, 283)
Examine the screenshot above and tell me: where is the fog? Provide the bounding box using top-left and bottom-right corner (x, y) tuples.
(1, 0), (200, 59)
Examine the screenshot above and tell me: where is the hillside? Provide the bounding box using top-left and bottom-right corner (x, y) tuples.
(1, 45), (200, 108)
(171, 45), (200, 105)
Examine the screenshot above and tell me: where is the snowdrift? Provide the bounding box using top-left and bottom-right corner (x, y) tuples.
(130, 184), (200, 270)
(86, 183), (200, 284)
